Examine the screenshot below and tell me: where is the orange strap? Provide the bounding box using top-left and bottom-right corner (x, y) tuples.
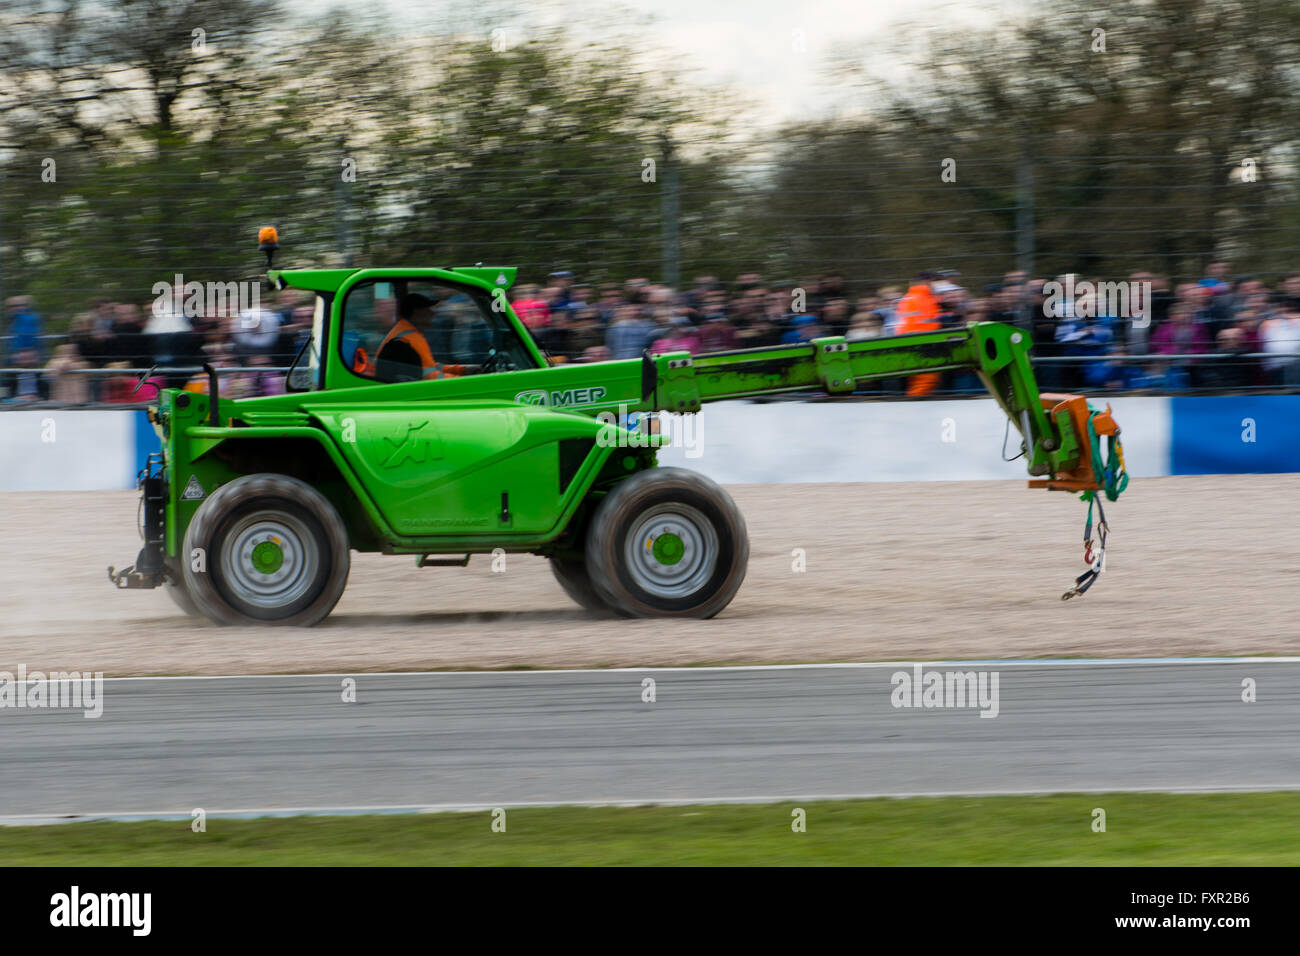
(352, 346), (373, 376)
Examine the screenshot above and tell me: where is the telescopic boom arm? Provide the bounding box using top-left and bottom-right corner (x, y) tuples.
(640, 321), (1129, 597)
(644, 321), (1118, 489)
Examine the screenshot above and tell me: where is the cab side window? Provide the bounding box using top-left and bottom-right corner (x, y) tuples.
(341, 278), (535, 383)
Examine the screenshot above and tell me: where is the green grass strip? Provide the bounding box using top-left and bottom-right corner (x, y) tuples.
(3, 792), (1297, 866)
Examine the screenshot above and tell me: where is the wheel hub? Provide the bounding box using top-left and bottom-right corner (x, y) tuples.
(651, 531), (684, 565)
(625, 505), (718, 600)
(221, 511), (317, 610)
(251, 539), (285, 574)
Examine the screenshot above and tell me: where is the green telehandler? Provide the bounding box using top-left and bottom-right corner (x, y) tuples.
(109, 230), (1128, 625)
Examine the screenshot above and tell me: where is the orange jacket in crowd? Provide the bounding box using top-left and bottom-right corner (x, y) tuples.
(895, 283), (942, 396)
(895, 283), (941, 334)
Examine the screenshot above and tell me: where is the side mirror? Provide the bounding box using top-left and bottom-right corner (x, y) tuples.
(287, 363), (314, 392)
(285, 336), (318, 393)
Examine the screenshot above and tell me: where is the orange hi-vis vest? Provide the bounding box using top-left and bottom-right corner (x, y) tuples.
(354, 319), (466, 379)
(896, 284), (941, 334)
(896, 283), (942, 396)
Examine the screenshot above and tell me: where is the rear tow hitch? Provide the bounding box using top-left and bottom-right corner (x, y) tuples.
(107, 563), (165, 589)
(108, 453), (167, 590)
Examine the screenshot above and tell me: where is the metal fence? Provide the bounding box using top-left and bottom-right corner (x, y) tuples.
(4, 349), (1299, 409)
(3, 133), (1299, 406)
(2, 135), (1299, 308)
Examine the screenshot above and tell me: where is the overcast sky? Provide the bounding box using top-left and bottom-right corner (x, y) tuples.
(287, 0), (1020, 126)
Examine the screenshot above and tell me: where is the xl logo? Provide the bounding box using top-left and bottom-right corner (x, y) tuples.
(380, 420), (440, 468)
(514, 387), (607, 407)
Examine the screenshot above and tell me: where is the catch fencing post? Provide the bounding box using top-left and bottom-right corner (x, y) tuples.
(660, 133), (680, 289)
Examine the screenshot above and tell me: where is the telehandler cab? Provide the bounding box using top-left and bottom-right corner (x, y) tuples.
(110, 229), (1128, 625)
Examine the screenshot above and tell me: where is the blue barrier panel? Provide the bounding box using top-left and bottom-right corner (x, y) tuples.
(133, 408), (160, 481)
(1171, 395), (1300, 475)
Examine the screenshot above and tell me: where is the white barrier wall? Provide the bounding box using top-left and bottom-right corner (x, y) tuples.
(0, 410), (142, 491)
(0, 396), (1221, 492)
(657, 398), (1170, 483)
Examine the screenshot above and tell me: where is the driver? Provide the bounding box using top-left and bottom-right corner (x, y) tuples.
(374, 292), (469, 380)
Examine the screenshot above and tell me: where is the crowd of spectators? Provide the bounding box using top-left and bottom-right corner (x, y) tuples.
(4, 261), (1300, 404)
(0, 291), (313, 403)
(1025, 264), (1300, 392)
(513, 264), (1300, 392)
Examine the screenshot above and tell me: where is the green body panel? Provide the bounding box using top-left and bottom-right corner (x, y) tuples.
(158, 408), (640, 557)
(306, 400), (602, 537)
(149, 264), (1075, 565)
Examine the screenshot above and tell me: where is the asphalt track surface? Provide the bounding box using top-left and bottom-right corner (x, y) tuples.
(2, 660), (1297, 821)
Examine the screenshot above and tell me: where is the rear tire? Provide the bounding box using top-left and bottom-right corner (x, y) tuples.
(163, 560), (203, 618)
(585, 468), (748, 619)
(550, 555), (616, 614)
(182, 474), (350, 626)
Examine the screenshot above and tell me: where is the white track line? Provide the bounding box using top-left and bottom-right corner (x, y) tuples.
(28, 656), (1300, 682)
(7, 784), (1300, 826)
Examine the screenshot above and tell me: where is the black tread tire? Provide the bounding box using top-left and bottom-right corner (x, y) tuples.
(550, 555), (617, 615)
(163, 559), (203, 618)
(585, 468), (748, 619)
(182, 474), (350, 627)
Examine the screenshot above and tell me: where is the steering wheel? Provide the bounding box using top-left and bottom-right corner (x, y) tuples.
(480, 348), (515, 374)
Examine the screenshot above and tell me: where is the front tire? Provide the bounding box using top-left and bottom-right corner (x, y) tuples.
(585, 468), (748, 618)
(182, 474), (350, 626)
(550, 555), (616, 614)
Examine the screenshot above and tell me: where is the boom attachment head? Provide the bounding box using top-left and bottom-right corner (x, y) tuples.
(1026, 393), (1129, 600)
(1027, 393), (1127, 499)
